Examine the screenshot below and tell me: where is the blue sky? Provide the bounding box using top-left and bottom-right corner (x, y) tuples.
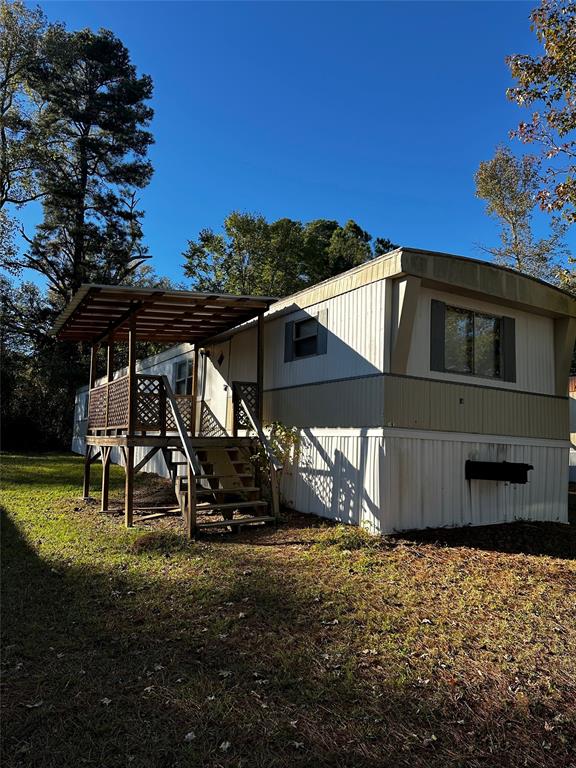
(19, 0), (573, 285)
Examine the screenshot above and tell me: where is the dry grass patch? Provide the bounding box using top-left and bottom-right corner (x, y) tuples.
(2, 453), (575, 768)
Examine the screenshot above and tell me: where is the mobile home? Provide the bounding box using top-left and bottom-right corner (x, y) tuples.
(63, 247), (576, 534)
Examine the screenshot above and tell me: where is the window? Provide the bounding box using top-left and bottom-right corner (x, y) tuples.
(431, 300), (515, 381)
(80, 392), (89, 420)
(284, 310), (328, 362)
(174, 359), (193, 394)
(294, 317), (319, 358)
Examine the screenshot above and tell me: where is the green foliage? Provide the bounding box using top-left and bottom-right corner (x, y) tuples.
(183, 211), (397, 297)
(0, 3), (157, 450)
(20, 25), (154, 302)
(475, 145), (568, 281)
(507, 0), (576, 221)
(0, 0), (46, 209)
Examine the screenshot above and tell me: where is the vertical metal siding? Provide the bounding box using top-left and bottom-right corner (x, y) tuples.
(283, 429), (568, 533)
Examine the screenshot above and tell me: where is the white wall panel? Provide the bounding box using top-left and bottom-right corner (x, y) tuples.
(282, 428), (568, 532)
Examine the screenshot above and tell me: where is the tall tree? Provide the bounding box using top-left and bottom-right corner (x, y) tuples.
(183, 212), (397, 297)
(0, 0), (47, 264)
(0, 0), (46, 210)
(507, 0), (576, 222)
(475, 146), (567, 280)
(5, 25), (154, 303)
(0, 8), (156, 449)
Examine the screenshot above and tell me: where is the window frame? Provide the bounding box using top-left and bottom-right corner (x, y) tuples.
(284, 309), (328, 363)
(174, 359), (193, 395)
(293, 316), (319, 359)
(430, 299), (516, 383)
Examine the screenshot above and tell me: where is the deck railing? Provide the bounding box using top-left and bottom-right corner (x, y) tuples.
(87, 374), (195, 433)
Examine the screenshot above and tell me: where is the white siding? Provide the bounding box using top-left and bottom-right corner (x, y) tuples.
(282, 428), (568, 532)
(406, 287), (555, 395)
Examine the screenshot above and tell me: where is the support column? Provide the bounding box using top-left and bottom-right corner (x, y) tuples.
(124, 446), (134, 528)
(186, 462), (196, 538)
(83, 344), (98, 499)
(256, 312), (264, 424)
(101, 447), (111, 513)
(125, 316), (137, 528)
(82, 446), (92, 499)
(191, 346), (199, 437)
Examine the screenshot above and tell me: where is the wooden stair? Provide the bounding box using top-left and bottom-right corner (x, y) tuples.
(164, 440), (275, 532)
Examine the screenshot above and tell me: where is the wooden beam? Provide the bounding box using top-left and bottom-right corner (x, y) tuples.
(127, 315), (137, 437)
(191, 346), (199, 438)
(94, 300), (144, 345)
(134, 446), (161, 473)
(82, 446), (92, 499)
(124, 445), (134, 528)
(256, 312), (264, 424)
(106, 340), (115, 382)
(101, 446), (111, 512)
(89, 344), (98, 388)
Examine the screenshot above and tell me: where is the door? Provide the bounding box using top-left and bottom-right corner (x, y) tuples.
(201, 340), (231, 434)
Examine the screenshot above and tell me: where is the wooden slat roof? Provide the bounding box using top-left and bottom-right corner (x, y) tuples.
(51, 284), (277, 344)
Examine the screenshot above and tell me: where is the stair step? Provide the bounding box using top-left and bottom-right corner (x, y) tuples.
(195, 487), (260, 497)
(196, 515), (275, 529)
(197, 473), (253, 480)
(198, 500), (268, 511)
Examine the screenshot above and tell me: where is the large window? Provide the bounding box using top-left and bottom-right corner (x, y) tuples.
(174, 359), (193, 394)
(431, 300), (515, 381)
(444, 306), (501, 377)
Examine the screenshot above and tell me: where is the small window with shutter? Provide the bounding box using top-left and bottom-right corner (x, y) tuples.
(430, 300), (516, 382)
(284, 309), (328, 362)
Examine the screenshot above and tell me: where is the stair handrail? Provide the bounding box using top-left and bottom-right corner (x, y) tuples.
(160, 375), (203, 476)
(235, 386), (282, 519)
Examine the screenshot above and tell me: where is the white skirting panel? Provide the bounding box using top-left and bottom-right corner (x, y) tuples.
(282, 428), (569, 533)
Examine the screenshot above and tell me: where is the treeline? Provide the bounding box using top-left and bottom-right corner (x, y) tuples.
(1, 1), (156, 449)
(0, 1), (397, 450)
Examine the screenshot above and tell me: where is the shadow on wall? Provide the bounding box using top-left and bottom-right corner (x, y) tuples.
(285, 428), (382, 529)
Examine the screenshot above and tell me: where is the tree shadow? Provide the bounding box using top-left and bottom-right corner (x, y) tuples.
(393, 519), (576, 560)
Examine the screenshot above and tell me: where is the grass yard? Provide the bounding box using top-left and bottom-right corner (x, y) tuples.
(2, 453), (576, 768)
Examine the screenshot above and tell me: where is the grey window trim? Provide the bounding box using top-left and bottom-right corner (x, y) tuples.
(430, 299), (516, 383)
(284, 309), (328, 362)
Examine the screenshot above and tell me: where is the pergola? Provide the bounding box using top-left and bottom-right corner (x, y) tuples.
(52, 285), (277, 533)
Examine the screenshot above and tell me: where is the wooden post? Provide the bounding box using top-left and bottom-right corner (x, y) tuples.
(124, 446), (134, 528)
(256, 312), (264, 425)
(186, 462), (196, 538)
(106, 340), (114, 382)
(125, 316), (136, 528)
(82, 446), (92, 499)
(82, 344), (99, 498)
(101, 447), (111, 512)
(127, 316), (137, 436)
(191, 346), (199, 437)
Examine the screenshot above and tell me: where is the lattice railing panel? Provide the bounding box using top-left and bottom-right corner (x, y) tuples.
(166, 395), (194, 432)
(199, 402), (228, 437)
(107, 377), (129, 429)
(136, 376), (162, 430)
(233, 381), (259, 432)
(88, 384), (107, 430)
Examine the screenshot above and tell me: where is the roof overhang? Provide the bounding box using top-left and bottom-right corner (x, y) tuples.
(51, 285), (277, 344)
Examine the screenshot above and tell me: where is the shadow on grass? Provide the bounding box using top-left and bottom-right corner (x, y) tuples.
(2, 503), (575, 768)
(394, 520), (576, 560)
